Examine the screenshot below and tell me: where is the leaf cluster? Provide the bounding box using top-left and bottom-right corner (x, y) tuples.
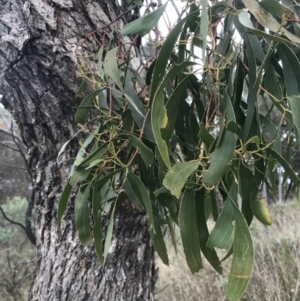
(58, 0), (300, 300)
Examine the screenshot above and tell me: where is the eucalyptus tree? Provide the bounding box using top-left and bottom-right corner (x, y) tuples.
(1, 0), (300, 300)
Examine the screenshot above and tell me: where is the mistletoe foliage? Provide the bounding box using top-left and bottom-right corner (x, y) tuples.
(58, 0), (300, 300)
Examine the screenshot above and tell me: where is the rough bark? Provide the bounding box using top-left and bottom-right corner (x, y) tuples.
(0, 1), (156, 300)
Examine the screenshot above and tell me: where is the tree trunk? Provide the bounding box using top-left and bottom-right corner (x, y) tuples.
(0, 1), (156, 300)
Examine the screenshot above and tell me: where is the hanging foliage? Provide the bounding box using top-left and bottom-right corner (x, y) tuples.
(58, 1), (300, 300)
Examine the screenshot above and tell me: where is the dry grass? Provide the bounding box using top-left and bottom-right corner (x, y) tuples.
(155, 201), (300, 301)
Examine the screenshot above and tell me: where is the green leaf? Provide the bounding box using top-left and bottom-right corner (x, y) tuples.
(167, 215), (177, 254)
(202, 89), (236, 187)
(162, 75), (192, 141)
(260, 115), (281, 154)
(103, 201), (116, 263)
(163, 162), (201, 199)
(150, 221), (169, 265)
(103, 47), (123, 91)
(57, 181), (72, 230)
(264, 147), (300, 186)
(150, 14), (194, 107)
(206, 183), (238, 250)
(195, 190), (222, 274)
(121, 2), (168, 37)
(226, 121), (245, 143)
(240, 1), (300, 44)
(75, 89), (104, 124)
(260, 0), (298, 20)
(239, 163), (256, 225)
(278, 43), (300, 96)
(121, 133), (153, 166)
(151, 91), (171, 169)
(75, 183), (92, 246)
(179, 189), (202, 274)
(76, 79), (87, 97)
(251, 197), (272, 225)
(238, 11), (297, 45)
(92, 185), (104, 264)
(225, 197), (254, 301)
(287, 96), (300, 137)
(77, 144), (108, 169)
(126, 171), (155, 228)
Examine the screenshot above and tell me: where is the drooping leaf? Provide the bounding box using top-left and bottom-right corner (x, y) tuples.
(179, 189), (202, 274)
(121, 133), (154, 166)
(287, 96), (300, 137)
(151, 221), (169, 265)
(121, 2), (168, 37)
(195, 190), (222, 274)
(238, 11), (297, 45)
(57, 181), (72, 230)
(103, 201), (116, 263)
(92, 185), (104, 264)
(75, 183), (92, 246)
(225, 197), (254, 301)
(75, 89), (104, 124)
(240, 1), (300, 44)
(202, 89), (236, 187)
(207, 183), (238, 250)
(103, 47), (124, 91)
(163, 162), (201, 199)
(151, 91), (171, 169)
(277, 43), (300, 96)
(126, 171), (155, 228)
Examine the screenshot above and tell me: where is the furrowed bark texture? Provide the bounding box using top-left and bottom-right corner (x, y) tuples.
(0, 1), (156, 300)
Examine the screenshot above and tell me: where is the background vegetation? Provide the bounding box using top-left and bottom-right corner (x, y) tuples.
(156, 201), (300, 301)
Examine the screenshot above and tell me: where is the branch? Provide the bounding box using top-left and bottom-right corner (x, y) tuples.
(0, 141), (20, 152)
(0, 206), (36, 245)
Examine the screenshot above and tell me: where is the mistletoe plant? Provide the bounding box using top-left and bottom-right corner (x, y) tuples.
(58, 0), (300, 300)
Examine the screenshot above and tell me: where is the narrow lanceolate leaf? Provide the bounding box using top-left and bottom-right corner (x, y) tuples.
(167, 215), (177, 253)
(151, 91), (171, 169)
(77, 144), (108, 169)
(238, 11), (296, 45)
(75, 89), (104, 124)
(151, 221), (169, 265)
(103, 201), (116, 263)
(126, 172), (155, 228)
(225, 199), (254, 301)
(150, 14), (194, 106)
(242, 0), (300, 44)
(162, 75), (192, 141)
(207, 183), (238, 250)
(259, 0), (298, 20)
(195, 190), (222, 274)
(265, 147), (300, 186)
(163, 162), (201, 199)
(278, 44), (300, 96)
(92, 186), (104, 264)
(121, 133), (153, 166)
(179, 189), (202, 274)
(75, 183), (92, 246)
(103, 47), (123, 91)
(202, 89), (236, 187)
(57, 181), (72, 230)
(287, 96), (300, 137)
(121, 2), (168, 37)
(239, 163), (256, 225)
